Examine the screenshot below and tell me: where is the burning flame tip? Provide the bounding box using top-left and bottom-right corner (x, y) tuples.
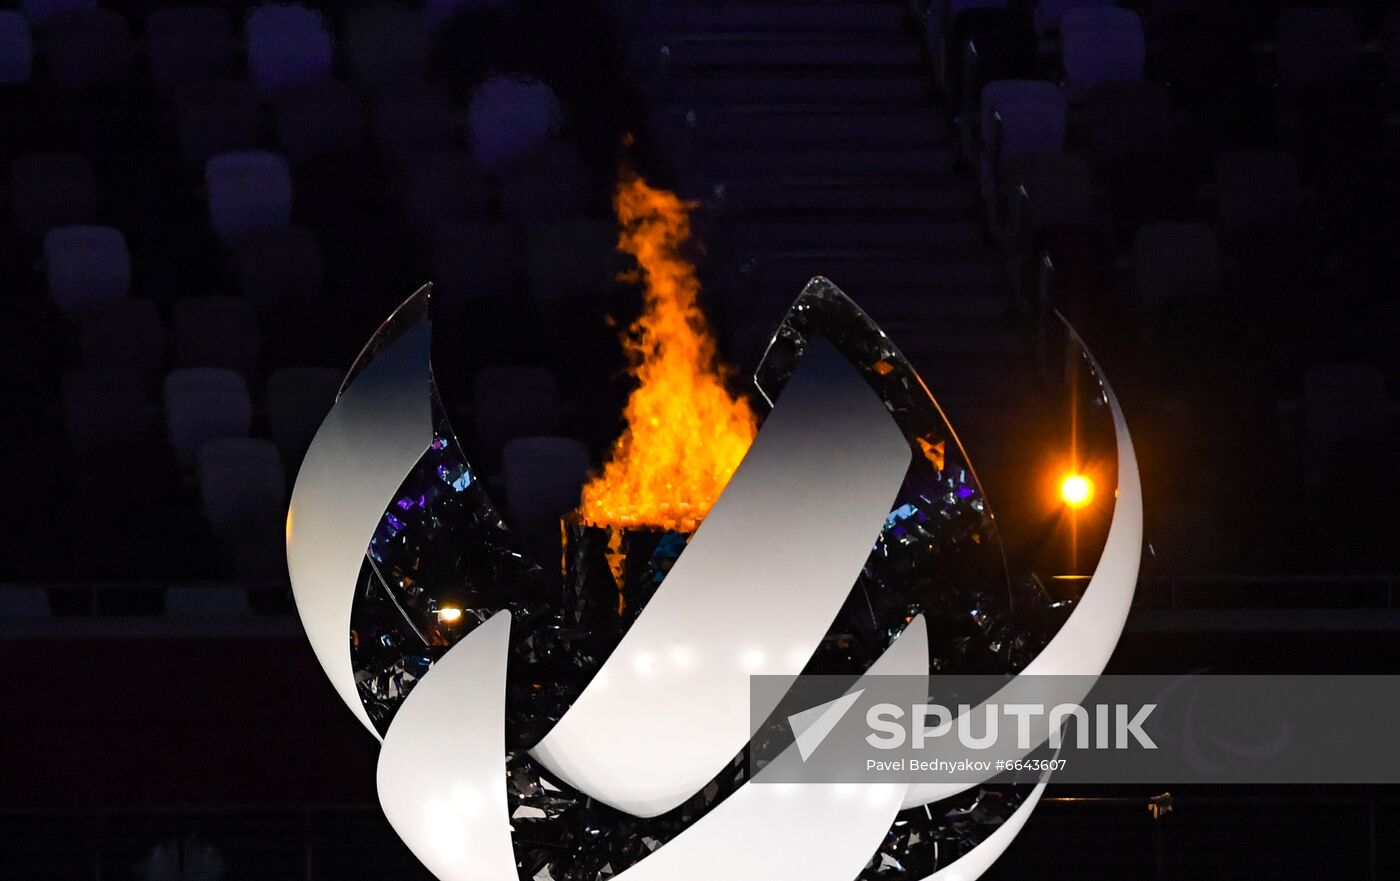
(578, 174), (757, 531)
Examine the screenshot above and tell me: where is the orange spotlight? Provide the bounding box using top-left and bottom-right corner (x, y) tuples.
(437, 607), (463, 624)
(1060, 474), (1095, 509)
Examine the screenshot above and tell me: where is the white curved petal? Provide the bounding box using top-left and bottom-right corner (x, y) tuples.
(921, 775), (1050, 881)
(532, 338), (912, 818)
(613, 615), (929, 881)
(376, 612), (517, 881)
(901, 329), (1142, 809)
(285, 313), (433, 739)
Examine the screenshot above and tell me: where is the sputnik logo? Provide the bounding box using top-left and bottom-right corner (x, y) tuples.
(284, 278), (1142, 881)
(789, 689), (867, 762)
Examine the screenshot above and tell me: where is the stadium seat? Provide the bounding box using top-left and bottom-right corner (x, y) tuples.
(1274, 8), (1370, 162)
(173, 296), (260, 376)
(266, 366), (340, 470)
(44, 225), (131, 318)
(1132, 222), (1220, 318)
(1033, 0), (1114, 36)
(145, 6), (234, 94)
(467, 74), (562, 171)
(1010, 151), (1094, 242)
(61, 367), (179, 540)
(431, 221), (521, 303)
(136, 838), (226, 881)
(500, 141), (591, 226)
(925, 0), (1008, 71)
(1275, 8), (1358, 93)
(245, 3), (332, 95)
(344, 3), (430, 92)
(1082, 80), (1172, 164)
(257, 296), (354, 371)
(78, 299), (165, 375)
(471, 365), (563, 452)
(61, 367), (151, 451)
(371, 82), (460, 159)
(10, 153), (98, 235)
(205, 151), (293, 245)
(46, 8), (135, 92)
(425, 0), (518, 30)
(949, 6), (1036, 111)
(401, 149), (493, 233)
(1022, 221), (1115, 334)
(933, 0), (1006, 33)
(197, 437), (288, 580)
(1215, 150), (1305, 297)
(163, 367), (253, 469)
(0, 11), (33, 85)
(978, 80), (1066, 203)
(502, 435), (591, 544)
(1149, 504), (1221, 573)
(525, 219), (618, 317)
(19, 0), (93, 23)
(175, 80), (260, 167)
(979, 80), (1066, 160)
(0, 586), (48, 618)
(1059, 7), (1144, 97)
(271, 77), (366, 163)
(236, 225), (323, 308)
(165, 585), (251, 617)
(1303, 364), (1391, 455)
(1084, 80), (1188, 238)
(1215, 150), (1300, 232)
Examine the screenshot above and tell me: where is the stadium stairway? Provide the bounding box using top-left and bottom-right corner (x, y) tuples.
(639, 0), (1050, 554)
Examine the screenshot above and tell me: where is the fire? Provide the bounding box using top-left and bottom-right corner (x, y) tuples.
(578, 174), (758, 531)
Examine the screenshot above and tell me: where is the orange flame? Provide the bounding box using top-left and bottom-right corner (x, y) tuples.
(578, 174), (758, 531)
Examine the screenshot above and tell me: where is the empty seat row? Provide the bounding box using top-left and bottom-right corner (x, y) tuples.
(197, 437), (287, 580)
(945, 3), (1394, 119)
(0, 4), (323, 95)
(174, 77), (367, 167)
(0, 2), (542, 144)
(1301, 364), (1397, 456)
(0, 1), (547, 101)
(61, 365), (333, 469)
(59, 290), (260, 372)
(0, 12), (33, 85)
(929, 2), (1145, 109)
(977, 83), (1306, 244)
(0, 0), (618, 589)
(60, 359), (588, 580)
(12, 100), (579, 258)
(205, 151), (294, 246)
(47, 220), (612, 375)
(62, 362), (577, 476)
(204, 141), (589, 243)
(10, 153), (98, 236)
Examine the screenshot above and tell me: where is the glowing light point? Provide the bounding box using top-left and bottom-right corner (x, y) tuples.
(1060, 474), (1095, 509)
(437, 607), (463, 624)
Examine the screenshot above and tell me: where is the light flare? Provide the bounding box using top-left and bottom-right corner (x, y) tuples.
(1060, 474), (1095, 509)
